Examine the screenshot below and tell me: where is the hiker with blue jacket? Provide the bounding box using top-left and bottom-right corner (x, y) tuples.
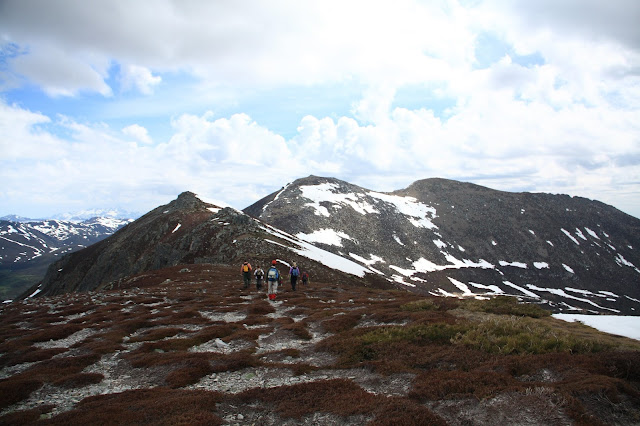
(267, 260), (280, 301)
(289, 261), (300, 291)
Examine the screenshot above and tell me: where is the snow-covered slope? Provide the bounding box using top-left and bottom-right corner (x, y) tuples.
(0, 218), (132, 265)
(245, 176), (640, 314)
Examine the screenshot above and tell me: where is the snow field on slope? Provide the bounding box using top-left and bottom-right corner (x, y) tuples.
(296, 228), (353, 247)
(298, 182), (438, 229)
(261, 226), (370, 277)
(553, 314), (640, 341)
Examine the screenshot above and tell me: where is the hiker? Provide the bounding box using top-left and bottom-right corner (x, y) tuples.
(267, 260), (280, 301)
(241, 261), (252, 289)
(289, 261), (300, 291)
(254, 265), (264, 290)
(301, 271), (309, 286)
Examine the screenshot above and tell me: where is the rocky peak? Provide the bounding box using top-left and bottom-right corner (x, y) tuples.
(173, 191), (206, 210)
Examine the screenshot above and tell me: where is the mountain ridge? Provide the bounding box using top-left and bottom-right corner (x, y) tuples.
(30, 190), (378, 299)
(244, 175), (640, 314)
(23, 176), (640, 314)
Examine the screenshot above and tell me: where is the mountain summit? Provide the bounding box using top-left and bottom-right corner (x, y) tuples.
(244, 176), (640, 314)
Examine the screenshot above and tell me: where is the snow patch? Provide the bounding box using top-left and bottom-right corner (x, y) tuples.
(533, 262), (549, 269)
(562, 264), (575, 274)
(261, 225), (370, 277)
(433, 239), (447, 249)
(584, 227), (600, 239)
(296, 229), (352, 247)
(528, 285), (620, 313)
(553, 314), (640, 340)
(499, 261), (527, 269)
(447, 277), (473, 296)
(300, 183), (379, 216)
(469, 282), (504, 294)
(349, 253), (384, 266)
(366, 191), (438, 229)
(503, 281), (539, 298)
(561, 228), (580, 245)
(172, 224), (181, 233)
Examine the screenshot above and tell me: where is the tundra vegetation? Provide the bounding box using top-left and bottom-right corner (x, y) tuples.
(0, 264), (639, 425)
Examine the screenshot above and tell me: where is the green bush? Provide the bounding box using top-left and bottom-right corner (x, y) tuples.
(451, 316), (612, 355)
(360, 323), (466, 346)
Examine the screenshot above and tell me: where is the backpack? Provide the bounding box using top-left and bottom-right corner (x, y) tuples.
(255, 269), (264, 278)
(291, 267), (299, 277)
(243, 264), (250, 273)
(267, 268), (279, 281)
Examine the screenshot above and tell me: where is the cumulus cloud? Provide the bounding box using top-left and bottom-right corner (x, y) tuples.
(9, 44), (112, 97)
(1, 1), (639, 219)
(122, 124), (152, 145)
(120, 65), (161, 94)
(1, 95), (639, 218)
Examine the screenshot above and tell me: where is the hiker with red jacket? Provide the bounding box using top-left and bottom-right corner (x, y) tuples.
(266, 260), (280, 301)
(301, 271), (309, 286)
(289, 261), (300, 291)
(241, 261), (252, 289)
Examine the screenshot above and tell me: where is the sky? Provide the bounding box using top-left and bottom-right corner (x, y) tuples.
(1, 0), (639, 219)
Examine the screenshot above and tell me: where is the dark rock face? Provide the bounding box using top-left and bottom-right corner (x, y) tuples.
(34, 192), (367, 298)
(244, 176), (640, 314)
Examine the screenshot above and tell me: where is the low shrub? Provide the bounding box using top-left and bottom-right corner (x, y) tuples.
(0, 378), (42, 410)
(360, 323), (466, 346)
(45, 388), (222, 425)
(322, 313), (361, 333)
(165, 358), (213, 388)
(400, 299), (439, 312)
(0, 404), (55, 424)
(410, 369), (521, 400)
(464, 296), (551, 318)
(451, 316), (612, 355)
(373, 397), (448, 425)
(237, 379), (378, 419)
(210, 350), (260, 373)
(53, 372), (104, 388)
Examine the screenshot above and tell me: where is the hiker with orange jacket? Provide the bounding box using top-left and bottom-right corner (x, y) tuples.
(241, 261), (252, 289)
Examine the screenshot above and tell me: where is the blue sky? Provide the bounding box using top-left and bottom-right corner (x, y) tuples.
(1, 0), (639, 219)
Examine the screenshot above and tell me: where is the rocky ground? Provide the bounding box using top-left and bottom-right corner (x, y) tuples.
(1, 264), (639, 425)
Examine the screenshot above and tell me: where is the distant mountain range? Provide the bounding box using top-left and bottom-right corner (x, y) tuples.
(0, 217), (132, 299)
(27, 176), (640, 315)
(1, 208), (139, 223)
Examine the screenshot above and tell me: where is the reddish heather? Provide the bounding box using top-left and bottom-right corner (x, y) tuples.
(0, 264), (638, 425)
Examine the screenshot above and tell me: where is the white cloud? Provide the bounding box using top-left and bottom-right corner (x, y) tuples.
(122, 124), (152, 145)
(120, 65), (161, 94)
(10, 44), (112, 97)
(1, 1), (639, 219)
